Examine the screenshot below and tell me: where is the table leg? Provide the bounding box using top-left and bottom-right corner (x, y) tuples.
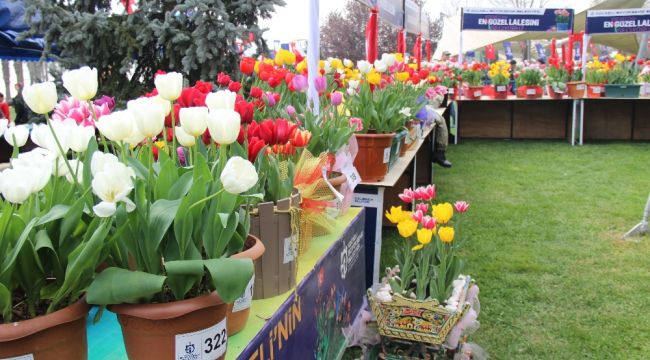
(579, 99), (584, 146)
(352, 186), (386, 287)
(571, 99), (577, 146)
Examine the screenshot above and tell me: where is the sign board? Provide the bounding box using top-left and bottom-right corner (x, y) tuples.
(504, 41), (513, 60)
(586, 8), (650, 34)
(361, 0), (405, 28)
(404, 0), (421, 35)
(462, 8), (574, 32)
(237, 210), (367, 359)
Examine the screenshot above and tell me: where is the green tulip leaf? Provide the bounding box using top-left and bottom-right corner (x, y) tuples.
(86, 267), (167, 305)
(203, 258), (253, 303)
(0, 283), (11, 322)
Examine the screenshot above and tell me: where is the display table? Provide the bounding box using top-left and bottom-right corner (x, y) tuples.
(352, 125), (436, 286)
(86, 208), (367, 360)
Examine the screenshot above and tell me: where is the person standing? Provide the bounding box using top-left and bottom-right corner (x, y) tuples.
(0, 93), (9, 120)
(11, 83), (30, 125)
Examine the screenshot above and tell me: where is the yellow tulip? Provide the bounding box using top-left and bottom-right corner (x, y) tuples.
(385, 206), (407, 224)
(416, 228), (434, 245)
(432, 203), (453, 225)
(615, 53), (625, 62)
(412, 244), (424, 251)
(330, 58), (343, 70)
(296, 60), (307, 73)
(254, 61), (260, 74)
(319, 60), (326, 70)
(438, 226), (455, 243)
(396, 72), (410, 82)
(367, 70), (382, 85)
(488, 70), (497, 78)
(397, 219), (418, 238)
(395, 53), (404, 63)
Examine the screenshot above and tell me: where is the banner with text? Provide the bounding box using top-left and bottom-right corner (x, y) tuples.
(361, 0), (405, 29)
(586, 8), (650, 34)
(462, 8), (574, 32)
(237, 210), (366, 360)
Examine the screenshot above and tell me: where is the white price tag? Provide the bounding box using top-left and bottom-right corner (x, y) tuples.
(231, 275), (254, 313)
(1, 355), (34, 360)
(526, 88), (536, 95)
(496, 86), (506, 92)
(473, 91), (481, 97)
(593, 86), (601, 94)
(342, 164), (361, 189)
(175, 318), (227, 360)
(576, 84), (586, 90)
(283, 234), (297, 264)
(383, 147), (391, 164)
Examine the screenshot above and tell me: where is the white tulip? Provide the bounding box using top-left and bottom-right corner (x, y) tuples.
(123, 126), (146, 147)
(91, 158), (135, 217)
(323, 61), (332, 74)
(381, 53), (397, 67)
(3, 125), (29, 147)
(373, 59), (388, 73)
(0, 119), (7, 137)
(95, 110), (136, 142)
(10, 148), (54, 192)
(91, 152), (120, 176)
(56, 159), (83, 184)
(30, 122), (70, 157)
(22, 82), (58, 114)
(68, 124), (96, 152)
(343, 59), (353, 68)
(62, 66), (98, 101)
(220, 156), (258, 194)
(175, 126), (195, 147)
(399, 107), (412, 117)
(0, 168), (37, 204)
(128, 98), (166, 138)
(154, 72), (183, 101)
(357, 60), (372, 74)
(205, 90), (236, 111)
(180, 107), (208, 137)
(151, 95), (172, 116)
(206, 109), (240, 145)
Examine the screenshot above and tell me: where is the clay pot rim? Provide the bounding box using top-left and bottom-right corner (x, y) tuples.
(109, 291), (224, 321)
(567, 81), (586, 85)
(231, 235), (265, 261)
(354, 132), (396, 138)
(0, 297), (90, 342)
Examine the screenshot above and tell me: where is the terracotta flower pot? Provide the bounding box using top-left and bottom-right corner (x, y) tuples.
(111, 292), (228, 360)
(587, 84), (604, 98)
(493, 85), (508, 100)
(547, 86), (565, 99)
(519, 85), (543, 99)
(248, 191), (300, 300)
(353, 133), (395, 182)
(226, 235), (266, 336)
(464, 85), (483, 100)
(0, 299), (90, 360)
(567, 81), (586, 98)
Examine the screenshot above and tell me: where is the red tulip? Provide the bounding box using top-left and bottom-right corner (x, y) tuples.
(290, 129), (311, 148)
(258, 119), (275, 144)
(418, 69), (430, 79)
(248, 136), (266, 162)
(250, 87), (263, 99)
(228, 81), (242, 93)
(240, 57), (256, 75)
(178, 87), (207, 107)
(234, 99), (254, 124)
(267, 74), (282, 88)
(194, 80), (213, 94)
(217, 72), (231, 87)
(237, 126), (245, 144)
(274, 119), (290, 144)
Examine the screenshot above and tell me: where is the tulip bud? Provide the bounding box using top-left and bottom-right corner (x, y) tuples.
(0, 167), (38, 203)
(154, 72), (183, 101)
(381, 53), (397, 67)
(62, 66), (98, 101)
(205, 90), (237, 111)
(357, 60), (372, 74)
(22, 82), (58, 114)
(3, 125), (29, 147)
(330, 91), (343, 106)
(179, 106), (209, 137)
(175, 126), (196, 147)
(220, 156), (259, 194)
(128, 98), (166, 138)
(286, 105), (297, 118)
(454, 201), (470, 213)
(96, 110), (137, 142)
(207, 109), (241, 145)
(374, 59), (388, 72)
(68, 124), (96, 153)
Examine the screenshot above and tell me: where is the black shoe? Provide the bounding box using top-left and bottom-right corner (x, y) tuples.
(433, 158), (452, 168)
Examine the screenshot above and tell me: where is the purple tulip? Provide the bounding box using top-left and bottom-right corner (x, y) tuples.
(330, 91), (343, 106)
(177, 147), (187, 166)
(315, 76), (327, 94)
(263, 92), (276, 107)
(286, 105), (297, 118)
(292, 75), (308, 92)
(94, 95), (116, 110)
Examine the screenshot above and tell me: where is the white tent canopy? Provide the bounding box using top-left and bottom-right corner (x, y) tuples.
(434, 0), (647, 60)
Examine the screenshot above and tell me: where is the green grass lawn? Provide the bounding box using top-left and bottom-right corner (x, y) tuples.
(380, 140), (650, 359)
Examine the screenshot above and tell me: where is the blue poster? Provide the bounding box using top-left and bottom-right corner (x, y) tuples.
(586, 8), (650, 34)
(237, 210), (367, 359)
(462, 8), (574, 32)
(503, 41), (513, 60)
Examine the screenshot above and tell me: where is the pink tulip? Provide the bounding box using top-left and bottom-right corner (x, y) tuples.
(416, 203), (428, 214)
(422, 216), (436, 230)
(398, 188), (415, 203)
(349, 117), (363, 132)
(262, 92), (277, 107)
(330, 91), (343, 106)
(286, 105), (297, 118)
(177, 147), (186, 166)
(315, 76), (327, 94)
(423, 185), (436, 201)
(52, 95), (112, 127)
(411, 210), (424, 223)
(292, 75), (308, 92)
(454, 201), (470, 213)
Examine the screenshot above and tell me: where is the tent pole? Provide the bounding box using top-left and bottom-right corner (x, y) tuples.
(581, 34), (590, 82)
(459, 31), (464, 64)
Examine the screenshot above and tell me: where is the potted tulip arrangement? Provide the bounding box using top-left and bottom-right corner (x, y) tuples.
(516, 65), (544, 98)
(585, 58), (608, 98)
(567, 67), (586, 98)
(368, 184), (479, 350)
(0, 68), (125, 360)
(462, 62), (485, 100)
(604, 53), (641, 98)
(488, 60), (511, 100)
(545, 61), (570, 99)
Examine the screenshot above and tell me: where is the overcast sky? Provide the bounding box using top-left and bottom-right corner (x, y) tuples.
(260, 0), (594, 43)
